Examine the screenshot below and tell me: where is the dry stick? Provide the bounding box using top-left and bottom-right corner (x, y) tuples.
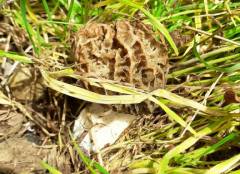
(196, 9), (240, 18)
(225, 0), (237, 26)
(177, 45), (238, 67)
(61, 97), (67, 127)
(181, 73), (223, 137)
(36, 137), (49, 156)
(1, 35), (11, 70)
(184, 25), (240, 46)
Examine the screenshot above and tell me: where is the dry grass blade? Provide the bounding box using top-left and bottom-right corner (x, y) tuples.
(184, 25), (240, 46)
(0, 90), (11, 105)
(42, 70), (197, 134)
(42, 69), (240, 140)
(41, 70), (148, 104)
(151, 89), (240, 117)
(46, 70), (238, 117)
(205, 153), (240, 174)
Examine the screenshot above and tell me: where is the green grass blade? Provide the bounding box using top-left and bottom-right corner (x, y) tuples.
(70, 133), (109, 174)
(40, 161), (62, 174)
(20, 0), (39, 54)
(179, 45), (239, 66)
(72, 141), (97, 174)
(175, 133), (238, 166)
(202, 133), (237, 156)
(168, 53), (240, 78)
(193, 40), (240, 73)
(158, 120), (225, 174)
(0, 50), (33, 63)
(66, 0), (75, 22)
(120, 0), (179, 55)
(167, 167), (206, 174)
(91, 162), (110, 174)
(42, 0), (52, 20)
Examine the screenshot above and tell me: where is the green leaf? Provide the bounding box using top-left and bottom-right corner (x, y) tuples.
(0, 50), (33, 63)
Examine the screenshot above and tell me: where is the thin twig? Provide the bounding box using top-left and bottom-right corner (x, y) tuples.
(184, 25), (240, 46)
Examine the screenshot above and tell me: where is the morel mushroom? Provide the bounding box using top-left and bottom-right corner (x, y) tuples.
(72, 20), (168, 113)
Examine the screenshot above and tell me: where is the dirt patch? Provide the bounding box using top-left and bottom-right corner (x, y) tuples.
(0, 110), (24, 141)
(0, 137), (48, 174)
(0, 109), (49, 174)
